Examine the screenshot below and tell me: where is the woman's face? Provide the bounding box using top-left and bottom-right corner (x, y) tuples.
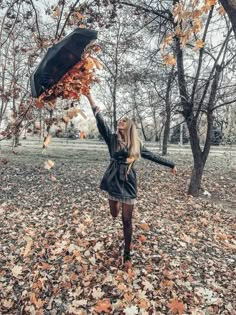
(117, 118), (129, 130)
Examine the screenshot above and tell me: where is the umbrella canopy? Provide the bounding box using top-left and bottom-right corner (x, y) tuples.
(30, 28), (98, 98)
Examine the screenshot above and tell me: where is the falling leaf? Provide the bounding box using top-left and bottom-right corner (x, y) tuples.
(78, 109), (87, 119)
(12, 265), (23, 278)
(168, 297), (185, 315)
(93, 58), (103, 70)
(94, 299), (111, 313)
(124, 305), (139, 315)
(205, 0), (216, 6)
(43, 135), (51, 148)
(62, 116), (70, 123)
(76, 12), (84, 20)
(44, 160), (55, 170)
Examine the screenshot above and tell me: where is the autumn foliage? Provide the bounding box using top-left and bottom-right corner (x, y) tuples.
(36, 44), (102, 109)
(162, 0), (226, 65)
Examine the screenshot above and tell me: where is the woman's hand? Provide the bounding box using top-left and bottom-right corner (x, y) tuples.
(171, 166), (177, 175)
(84, 91), (95, 108)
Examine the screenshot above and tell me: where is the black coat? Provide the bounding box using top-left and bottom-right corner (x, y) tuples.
(93, 107), (175, 199)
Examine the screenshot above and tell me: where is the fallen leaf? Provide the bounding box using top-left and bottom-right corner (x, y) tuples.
(168, 297), (185, 315)
(94, 299), (111, 313)
(23, 237), (33, 257)
(12, 265), (23, 278)
(140, 223), (150, 232)
(124, 305), (139, 315)
(30, 293), (45, 309)
(92, 287), (105, 299)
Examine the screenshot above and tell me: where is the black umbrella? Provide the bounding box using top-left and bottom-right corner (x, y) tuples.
(30, 28), (98, 98)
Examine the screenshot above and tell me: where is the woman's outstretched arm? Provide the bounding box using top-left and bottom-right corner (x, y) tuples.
(85, 93), (112, 147)
(141, 145), (176, 174)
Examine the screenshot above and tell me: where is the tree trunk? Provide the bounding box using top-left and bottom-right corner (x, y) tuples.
(188, 158), (204, 196)
(162, 113), (170, 155)
(186, 116), (203, 196)
(219, 0), (236, 37)
(162, 67), (174, 155)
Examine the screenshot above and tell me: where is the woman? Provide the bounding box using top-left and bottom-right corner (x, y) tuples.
(85, 93), (176, 262)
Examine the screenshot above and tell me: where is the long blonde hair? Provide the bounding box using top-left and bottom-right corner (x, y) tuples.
(118, 118), (141, 160)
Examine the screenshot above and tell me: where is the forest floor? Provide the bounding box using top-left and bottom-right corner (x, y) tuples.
(0, 139), (235, 315)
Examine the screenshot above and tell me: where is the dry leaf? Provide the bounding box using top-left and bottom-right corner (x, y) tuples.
(44, 160), (54, 170)
(140, 223), (150, 232)
(92, 287), (105, 299)
(30, 293), (45, 309)
(43, 135), (51, 148)
(78, 109), (87, 119)
(62, 116), (70, 123)
(163, 54), (176, 66)
(168, 297), (185, 315)
(194, 39), (205, 50)
(23, 237), (33, 257)
(205, 0), (216, 6)
(12, 265), (23, 278)
(3, 299), (14, 309)
(124, 305), (139, 315)
(94, 299), (111, 313)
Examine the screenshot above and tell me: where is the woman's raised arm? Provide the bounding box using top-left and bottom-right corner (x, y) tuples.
(85, 93), (113, 147)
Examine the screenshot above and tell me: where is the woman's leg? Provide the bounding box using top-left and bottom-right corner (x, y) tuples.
(109, 199), (120, 218)
(122, 203), (134, 260)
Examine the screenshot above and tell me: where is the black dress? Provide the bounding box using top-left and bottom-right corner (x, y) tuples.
(93, 107), (175, 203)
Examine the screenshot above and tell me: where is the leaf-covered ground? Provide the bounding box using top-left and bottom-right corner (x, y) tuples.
(0, 141), (236, 314)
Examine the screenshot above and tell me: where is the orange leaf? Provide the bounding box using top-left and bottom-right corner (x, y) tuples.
(36, 100), (44, 109)
(76, 12), (84, 19)
(194, 39), (205, 50)
(140, 223), (150, 232)
(168, 297), (185, 315)
(93, 58), (103, 70)
(139, 235), (147, 242)
(43, 135), (51, 148)
(163, 54), (176, 66)
(205, 0), (216, 6)
(124, 293), (134, 303)
(62, 116), (70, 123)
(70, 272), (78, 281)
(30, 293), (45, 309)
(94, 299), (111, 313)
(84, 57), (95, 70)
